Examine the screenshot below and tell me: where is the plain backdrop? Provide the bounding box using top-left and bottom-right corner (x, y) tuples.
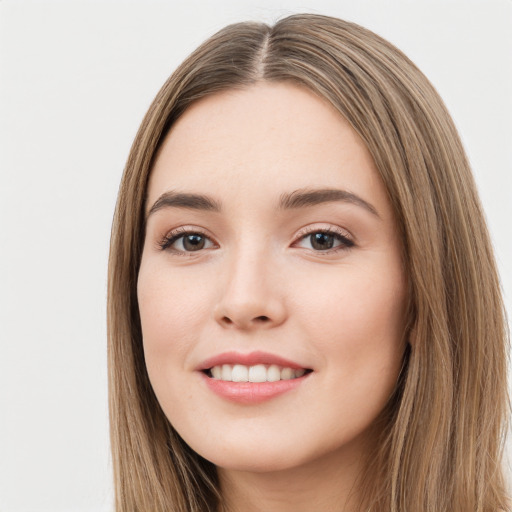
(1, 1), (511, 510)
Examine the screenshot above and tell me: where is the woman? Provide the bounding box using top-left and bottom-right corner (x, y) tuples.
(107, 13), (509, 512)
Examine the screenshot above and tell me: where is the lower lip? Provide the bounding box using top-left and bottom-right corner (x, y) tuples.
(200, 372), (310, 404)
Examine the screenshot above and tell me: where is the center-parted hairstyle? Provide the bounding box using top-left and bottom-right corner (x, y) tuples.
(107, 13), (509, 512)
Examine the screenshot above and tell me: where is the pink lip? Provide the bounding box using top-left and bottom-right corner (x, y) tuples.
(196, 351), (312, 404)
(197, 351), (308, 371)
(200, 374), (309, 404)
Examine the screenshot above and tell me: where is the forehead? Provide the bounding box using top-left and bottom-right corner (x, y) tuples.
(147, 82), (389, 218)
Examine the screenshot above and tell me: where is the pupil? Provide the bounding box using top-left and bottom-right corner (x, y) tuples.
(183, 234), (205, 251)
(311, 233), (334, 250)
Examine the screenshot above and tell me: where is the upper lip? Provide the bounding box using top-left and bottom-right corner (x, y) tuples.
(197, 351), (310, 371)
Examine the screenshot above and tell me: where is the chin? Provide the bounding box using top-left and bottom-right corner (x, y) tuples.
(211, 450), (305, 474)
(187, 428), (359, 476)
(184, 433), (307, 473)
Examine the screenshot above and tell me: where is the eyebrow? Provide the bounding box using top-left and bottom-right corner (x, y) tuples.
(146, 187), (379, 219)
(146, 191), (222, 219)
(278, 188), (379, 217)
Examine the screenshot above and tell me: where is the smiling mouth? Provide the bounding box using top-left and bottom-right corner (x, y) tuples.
(204, 364), (313, 383)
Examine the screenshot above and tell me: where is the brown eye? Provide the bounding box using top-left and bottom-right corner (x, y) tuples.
(159, 231), (215, 253)
(310, 233), (336, 250)
(296, 230), (354, 252)
(182, 234), (206, 251)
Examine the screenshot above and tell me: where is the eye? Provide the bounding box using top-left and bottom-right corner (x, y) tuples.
(295, 228), (354, 252)
(159, 229), (216, 253)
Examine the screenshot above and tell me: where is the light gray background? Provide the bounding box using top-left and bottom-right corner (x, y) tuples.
(1, 1), (511, 510)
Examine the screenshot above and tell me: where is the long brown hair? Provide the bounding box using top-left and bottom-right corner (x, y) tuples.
(107, 13), (510, 511)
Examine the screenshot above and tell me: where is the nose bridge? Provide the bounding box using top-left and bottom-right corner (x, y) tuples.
(214, 240), (286, 330)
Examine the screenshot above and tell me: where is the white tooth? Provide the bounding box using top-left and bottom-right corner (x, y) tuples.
(211, 366), (222, 379)
(280, 367), (294, 380)
(294, 369), (306, 378)
(221, 364), (233, 381)
(249, 364), (267, 382)
(267, 365), (281, 382)
(232, 364), (249, 382)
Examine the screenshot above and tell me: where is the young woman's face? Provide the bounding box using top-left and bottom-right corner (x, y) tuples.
(138, 83), (407, 473)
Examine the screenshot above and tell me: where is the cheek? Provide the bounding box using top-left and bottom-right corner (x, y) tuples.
(296, 261), (406, 380)
(137, 260), (210, 371)
(295, 269), (406, 435)
(299, 256), (405, 324)
(136, 260), (216, 427)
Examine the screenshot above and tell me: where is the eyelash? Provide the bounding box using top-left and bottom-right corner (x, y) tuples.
(294, 226), (355, 253)
(157, 226), (355, 255)
(157, 227), (213, 254)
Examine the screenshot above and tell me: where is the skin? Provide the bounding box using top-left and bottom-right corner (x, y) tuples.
(137, 82), (407, 512)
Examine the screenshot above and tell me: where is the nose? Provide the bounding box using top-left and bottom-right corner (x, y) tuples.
(213, 249), (287, 330)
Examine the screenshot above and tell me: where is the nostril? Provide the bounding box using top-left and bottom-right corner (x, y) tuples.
(221, 315), (269, 326)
